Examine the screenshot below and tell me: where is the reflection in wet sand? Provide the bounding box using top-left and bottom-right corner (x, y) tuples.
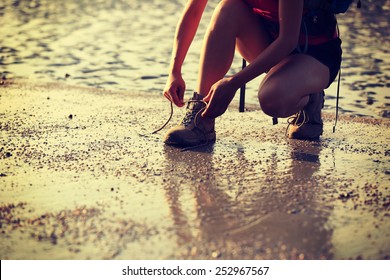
(162, 142), (334, 259)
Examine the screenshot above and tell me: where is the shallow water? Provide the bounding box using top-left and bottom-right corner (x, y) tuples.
(1, 0), (389, 118)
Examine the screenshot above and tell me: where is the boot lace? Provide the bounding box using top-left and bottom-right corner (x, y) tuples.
(285, 110), (308, 136)
(182, 100), (207, 127)
(135, 94), (213, 151)
(148, 101), (174, 135)
(146, 99), (210, 151)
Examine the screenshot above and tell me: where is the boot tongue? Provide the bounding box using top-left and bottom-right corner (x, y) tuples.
(188, 92), (206, 110)
(191, 92), (204, 100)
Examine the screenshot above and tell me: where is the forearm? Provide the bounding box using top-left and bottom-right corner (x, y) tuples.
(231, 38), (296, 87)
(169, 0), (208, 74)
(231, 0), (303, 88)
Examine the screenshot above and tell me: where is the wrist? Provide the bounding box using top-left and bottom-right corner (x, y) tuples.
(169, 67), (182, 76)
(229, 74), (244, 90)
(169, 58), (183, 76)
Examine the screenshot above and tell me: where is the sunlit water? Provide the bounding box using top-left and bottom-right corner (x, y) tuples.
(1, 0), (389, 118)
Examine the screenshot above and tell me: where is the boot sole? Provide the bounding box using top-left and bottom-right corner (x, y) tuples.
(164, 133), (216, 147)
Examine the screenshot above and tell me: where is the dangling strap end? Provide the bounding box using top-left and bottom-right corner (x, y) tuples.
(332, 69), (342, 134)
(272, 117), (278, 125)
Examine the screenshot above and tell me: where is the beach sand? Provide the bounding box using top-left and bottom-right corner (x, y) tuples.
(0, 80), (389, 260)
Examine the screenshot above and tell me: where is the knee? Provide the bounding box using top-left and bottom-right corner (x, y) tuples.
(213, 0), (245, 22)
(258, 86), (288, 118)
(216, 0), (243, 11)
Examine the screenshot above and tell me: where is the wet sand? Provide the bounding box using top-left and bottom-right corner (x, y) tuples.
(0, 80), (389, 260)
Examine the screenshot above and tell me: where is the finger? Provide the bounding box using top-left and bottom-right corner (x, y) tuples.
(202, 95), (225, 119)
(171, 94), (185, 107)
(202, 101), (215, 118)
(204, 106), (223, 119)
(163, 92), (173, 103)
(176, 86), (186, 107)
(167, 88), (183, 107)
(203, 92), (211, 102)
(202, 109), (218, 119)
(201, 107), (210, 118)
(202, 88), (216, 116)
(173, 86), (186, 107)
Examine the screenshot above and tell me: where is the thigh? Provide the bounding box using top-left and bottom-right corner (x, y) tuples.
(225, 1), (272, 62)
(259, 54), (330, 102)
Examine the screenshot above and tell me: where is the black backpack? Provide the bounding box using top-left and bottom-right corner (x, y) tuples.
(304, 0), (362, 14)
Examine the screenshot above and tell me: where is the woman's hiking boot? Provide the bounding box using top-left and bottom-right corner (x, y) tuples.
(287, 91), (324, 140)
(164, 92), (216, 147)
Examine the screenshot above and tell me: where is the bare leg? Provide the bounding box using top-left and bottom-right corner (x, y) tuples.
(197, 0), (329, 119)
(259, 54), (330, 118)
(197, 0), (271, 95)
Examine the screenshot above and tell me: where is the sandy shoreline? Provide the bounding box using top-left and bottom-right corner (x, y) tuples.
(0, 80), (389, 260)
